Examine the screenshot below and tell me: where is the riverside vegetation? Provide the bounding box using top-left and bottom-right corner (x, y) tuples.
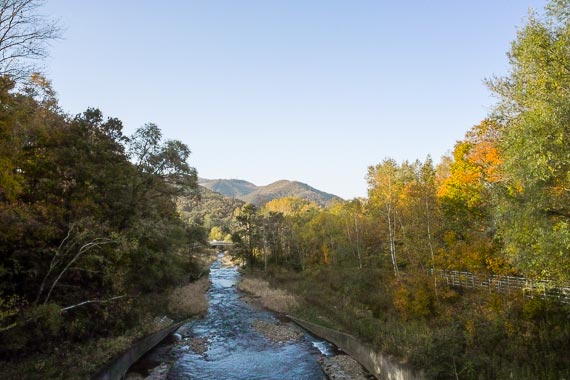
(1, 0), (570, 379)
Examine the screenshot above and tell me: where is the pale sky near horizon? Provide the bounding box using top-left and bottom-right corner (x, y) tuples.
(42, 0), (546, 199)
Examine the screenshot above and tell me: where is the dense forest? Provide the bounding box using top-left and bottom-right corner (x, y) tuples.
(0, 73), (205, 352)
(1, 0), (570, 379)
(177, 185), (244, 239)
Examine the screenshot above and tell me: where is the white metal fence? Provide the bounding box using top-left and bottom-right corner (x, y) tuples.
(431, 269), (570, 304)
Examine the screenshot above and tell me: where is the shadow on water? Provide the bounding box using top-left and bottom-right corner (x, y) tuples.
(166, 254), (333, 380)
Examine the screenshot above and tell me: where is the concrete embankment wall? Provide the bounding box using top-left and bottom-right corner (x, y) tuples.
(92, 322), (184, 380)
(289, 316), (424, 380)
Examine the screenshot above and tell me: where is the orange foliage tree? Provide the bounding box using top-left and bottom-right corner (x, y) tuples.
(436, 119), (509, 273)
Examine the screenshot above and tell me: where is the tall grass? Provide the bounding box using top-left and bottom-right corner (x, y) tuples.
(168, 276), (210, 319)
(237, 277), (298, 314)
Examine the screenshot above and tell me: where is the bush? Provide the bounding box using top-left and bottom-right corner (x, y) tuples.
(393, 275), (436, 320)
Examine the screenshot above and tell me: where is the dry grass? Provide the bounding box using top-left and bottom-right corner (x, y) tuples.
(238, 277), (298, 314)
(167, 276), (210, 319)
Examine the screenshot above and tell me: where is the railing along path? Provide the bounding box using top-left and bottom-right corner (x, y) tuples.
(431, 269), (570, 304)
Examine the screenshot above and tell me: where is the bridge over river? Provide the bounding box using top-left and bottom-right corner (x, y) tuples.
(208, 240), (234, 247)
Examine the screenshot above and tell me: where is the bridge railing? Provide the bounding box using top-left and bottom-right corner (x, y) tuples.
(430, 269), (570, 304)
(208, 240), (234, 246)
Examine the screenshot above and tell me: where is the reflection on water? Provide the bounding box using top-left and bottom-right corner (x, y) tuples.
(167, 255), (331, 380)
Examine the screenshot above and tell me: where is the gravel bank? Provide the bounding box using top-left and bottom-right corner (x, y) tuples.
(250, 318), (372, 379)
(319, 355), (374, 380)
(252, 319), (303, 343)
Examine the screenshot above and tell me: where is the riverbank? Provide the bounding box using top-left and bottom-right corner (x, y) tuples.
(237, 270), (373, 380)
(0, 249), (217, 380)
(240, 265), (570, 380)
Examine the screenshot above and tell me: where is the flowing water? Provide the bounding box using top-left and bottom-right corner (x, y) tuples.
(166, 254), (333, 380)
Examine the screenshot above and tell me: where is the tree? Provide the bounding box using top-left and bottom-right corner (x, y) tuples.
(129, 123), (198, 192)
(233, 204), (260, 266)
(330, 199), (366, 269)
(264, 196), (320, 216)
(436, 120), (505, 273)
(208, 226), (224, 241)
(488, 0), (570, 283)
(368, 159), (404, 277)
(0, 0), (61, 81)
(124, 123), (198, 228)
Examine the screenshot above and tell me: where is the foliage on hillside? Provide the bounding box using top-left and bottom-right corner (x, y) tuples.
(242, 180), (342, 207)
(198, 178), (258, 199)
(177, 185), (245, 237)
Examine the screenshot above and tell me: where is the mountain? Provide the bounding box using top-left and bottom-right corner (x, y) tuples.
(198, 178), (258, 199)
(198, 178), (342, 207)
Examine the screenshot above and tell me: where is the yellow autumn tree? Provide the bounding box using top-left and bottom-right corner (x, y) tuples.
(436, 119), (509, 273)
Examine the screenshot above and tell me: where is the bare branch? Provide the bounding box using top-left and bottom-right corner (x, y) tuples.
(43, 237), (116, 304)
(34, 223), (76, 305)
(0, 0), (61, 80)
(60, 294), (128, 312)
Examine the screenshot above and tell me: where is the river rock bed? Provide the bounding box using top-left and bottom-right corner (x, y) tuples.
(127, 326), (372, 380)
(318, 355), (373, 380)
(252, 319), (304, 343)
(186, 336), (208, 355)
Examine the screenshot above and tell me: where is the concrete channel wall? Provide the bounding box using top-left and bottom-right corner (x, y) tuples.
(289, 316), (425, 380)
(92, 322), (184, 380)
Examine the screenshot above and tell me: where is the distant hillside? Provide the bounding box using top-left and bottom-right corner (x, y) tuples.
(198, 178), (257, 198)
(199, 178), (342, 207)
(177, 186), (245, 231)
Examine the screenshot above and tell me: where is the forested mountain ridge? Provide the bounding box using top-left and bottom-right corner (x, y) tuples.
(198, 178), (258, 198)
(199, 178), (342, 207)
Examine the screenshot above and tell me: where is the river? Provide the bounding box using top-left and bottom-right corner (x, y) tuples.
(165, 254), (333, 380)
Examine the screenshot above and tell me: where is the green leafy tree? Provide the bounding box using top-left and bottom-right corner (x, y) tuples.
(233, 204), (261, 266)
(489, 0), (570, 283)
(209, 226), (224, 241)
(367, 159), (405, 277)
(330, 199), (366, 269)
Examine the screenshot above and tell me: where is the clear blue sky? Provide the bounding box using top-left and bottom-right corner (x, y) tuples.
(42, 0), (546, 199)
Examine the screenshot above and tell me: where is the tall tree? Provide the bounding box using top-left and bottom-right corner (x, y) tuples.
(367, 159), (403, 277)
(330, 199), (366, 269)
(436, 120), (504, 272)
(489, 0), (570, 283)
(233, 203), (260, 266)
